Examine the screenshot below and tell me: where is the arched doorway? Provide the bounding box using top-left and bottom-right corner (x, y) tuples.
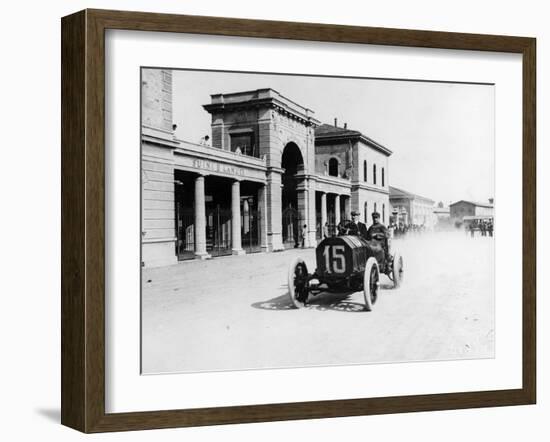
(281, 142), (304, 248)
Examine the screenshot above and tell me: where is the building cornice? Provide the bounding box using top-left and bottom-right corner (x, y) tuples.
(316, 133), (392, 156)
(203, 89), (321, 127)
(351, 182), (390, 195)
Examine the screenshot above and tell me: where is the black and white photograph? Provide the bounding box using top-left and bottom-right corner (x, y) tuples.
(141, 67), (495, 375)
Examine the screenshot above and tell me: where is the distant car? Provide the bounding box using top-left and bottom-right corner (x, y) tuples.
(287, 232), (404, 311)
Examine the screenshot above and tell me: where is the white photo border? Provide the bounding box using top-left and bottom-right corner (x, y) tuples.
(105, 29), (522, 413)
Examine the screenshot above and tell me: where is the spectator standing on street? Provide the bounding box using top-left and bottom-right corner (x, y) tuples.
(322, 222), (329, 239)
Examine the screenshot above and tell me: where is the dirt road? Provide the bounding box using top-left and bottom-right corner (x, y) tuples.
(142, 231), (494, 374)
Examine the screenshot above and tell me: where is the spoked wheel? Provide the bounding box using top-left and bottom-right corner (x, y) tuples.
(391, 252), (404, 289)
(288, 257), (309, 308)
(363, 257), (380, 312)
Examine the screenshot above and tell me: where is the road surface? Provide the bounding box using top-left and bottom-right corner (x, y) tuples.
(142, 231), (494, 374)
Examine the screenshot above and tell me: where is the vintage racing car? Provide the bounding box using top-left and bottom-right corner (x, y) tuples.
(287, 232), (404, 311)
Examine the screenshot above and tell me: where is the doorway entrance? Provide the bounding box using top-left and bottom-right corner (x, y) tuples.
(281, 142), (304, 248)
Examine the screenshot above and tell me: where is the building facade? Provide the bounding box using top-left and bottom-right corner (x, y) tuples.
(314, 122), (391, 232)
(389, 186), (436, 228)
(141, 69), (392, 267)
(449, 200), (494, 221)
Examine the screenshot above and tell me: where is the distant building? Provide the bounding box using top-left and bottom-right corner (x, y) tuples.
(433, 205), (451, 229)
(433, 207), (451, 221)
(389, 186), (435, 228)
(449, 200), (494, 221)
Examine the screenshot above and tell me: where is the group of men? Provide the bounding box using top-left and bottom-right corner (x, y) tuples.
(322, 211), (389, 243)
(468, 219), (494, 237)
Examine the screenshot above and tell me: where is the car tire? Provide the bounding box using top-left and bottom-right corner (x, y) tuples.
(288, 257), (309, 308)
(363, 257), (380, 311)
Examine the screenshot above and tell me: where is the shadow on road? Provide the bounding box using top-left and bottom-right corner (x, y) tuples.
(252, 292), (368, 313)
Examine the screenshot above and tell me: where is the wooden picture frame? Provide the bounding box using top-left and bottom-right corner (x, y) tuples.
(61, 8), (536, 433)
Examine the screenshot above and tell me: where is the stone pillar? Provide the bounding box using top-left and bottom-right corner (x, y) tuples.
(231, 180), (245, 255)
(258, 184), (268, 252)
(321, 192), (327, 229)
(296, 179), (308, 247)
(344, 196), (351, 220)
(194, 175), (210, 260)
(266, 169), (284, 251)
(335, 194), (341, 226)
(308, 179), (317, 246)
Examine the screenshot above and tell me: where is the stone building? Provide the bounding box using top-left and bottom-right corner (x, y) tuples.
(314, 122), (392, 233)
(449, 200), (494, 222)
(141, 69), (179, 267)
(141, 69), (392, 267)
(389, 186), (436, 228)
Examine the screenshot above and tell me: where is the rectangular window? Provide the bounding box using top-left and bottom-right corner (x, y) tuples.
(373, 164), (377, 185)
(382, 167), (385, 187)
(230, 132), (255, 156)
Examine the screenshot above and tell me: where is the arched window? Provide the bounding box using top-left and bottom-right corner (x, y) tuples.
(373, 164), (377, 185)
(363, 160), (367, 182)
(382, 167), (385, 187)
(364, 202), (368, 223)
(383, 203), (385, 223)
(374, 202), (377, 214)
(328, 158), (339, 177)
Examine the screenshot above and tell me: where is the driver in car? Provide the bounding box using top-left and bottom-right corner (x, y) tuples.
(366, 212), (390, 263)
(345, 210), (368, 238)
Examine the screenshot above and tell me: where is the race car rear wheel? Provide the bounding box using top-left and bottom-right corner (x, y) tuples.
(392, 251), (404, 289)
(363, 257), (380, 311)
(288, 257), (309, 308)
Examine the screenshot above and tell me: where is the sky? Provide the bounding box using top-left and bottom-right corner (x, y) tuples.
(169, 69), (494, 205)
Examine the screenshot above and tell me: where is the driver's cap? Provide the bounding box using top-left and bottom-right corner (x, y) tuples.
(371, 211), (380, 219)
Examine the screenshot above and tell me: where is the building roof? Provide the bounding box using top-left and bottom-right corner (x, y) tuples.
(449, 200), (494, 209)
(203, 88), (321, 127)
(389, 186), (435, 204)
(314, 123), (392, 156)
(315, 124), (363, 138)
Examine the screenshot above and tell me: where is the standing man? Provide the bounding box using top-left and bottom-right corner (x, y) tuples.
(322, 221), (329, 239)
(301, 224), (307, 248)
(346, 210), (368, 239)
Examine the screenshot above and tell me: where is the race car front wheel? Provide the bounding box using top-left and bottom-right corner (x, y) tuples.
(288, 257), (309, 308)
(363, 257), (380, 312)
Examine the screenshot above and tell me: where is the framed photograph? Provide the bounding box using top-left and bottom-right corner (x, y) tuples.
(61, 9), (536, 433)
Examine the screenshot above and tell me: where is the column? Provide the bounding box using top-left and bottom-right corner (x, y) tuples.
(335, 194), (341, 226)
(266, 169), (284, 251)
(307, 180), (317, 247)
(231, 180), (245, 255)
(194, 175), (210, 260)
(258, 184), (268, 252)
(344, 196), (351, 220)
(321, 192), (327, 229)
